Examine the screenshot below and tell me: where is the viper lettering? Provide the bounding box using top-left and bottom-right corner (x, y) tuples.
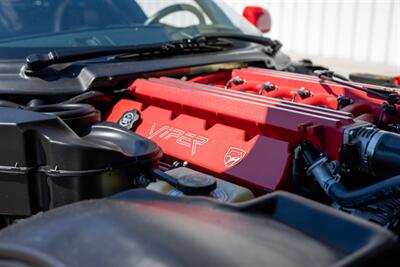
(149, 123), (208, 156)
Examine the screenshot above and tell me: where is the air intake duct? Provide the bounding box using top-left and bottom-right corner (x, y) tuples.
(368, 131), (400, 178)
(350, 127), (400, 179)
(0, 107), (162, 216)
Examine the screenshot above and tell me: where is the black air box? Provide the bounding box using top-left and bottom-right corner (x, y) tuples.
(0, 107), (161, 216)
(0, 190), (396, 267)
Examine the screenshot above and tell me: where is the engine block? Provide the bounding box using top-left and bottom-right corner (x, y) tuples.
(106, 67), (392, 193)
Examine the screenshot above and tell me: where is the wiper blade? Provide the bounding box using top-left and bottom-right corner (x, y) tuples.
(24, 32), (281, 75)
(193, 32), (282, 56)
(113, 32), (282, 60)
(24, 38), (231, 75)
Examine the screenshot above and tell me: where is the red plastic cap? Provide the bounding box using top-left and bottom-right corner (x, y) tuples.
(243, 6), (271, 33)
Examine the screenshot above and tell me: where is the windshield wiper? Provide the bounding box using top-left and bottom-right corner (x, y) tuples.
(24, 38), (230, 75)
(24, 32), (281, 75)
(113, 32), (283, 60)
(192, 32), (282, 56)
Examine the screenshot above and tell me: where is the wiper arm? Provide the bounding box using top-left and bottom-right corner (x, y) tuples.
(114, 32), (282, 60)
(24, 38), (230, 75)
(24, 32), (281, 75)
(192, 32), (282, 56)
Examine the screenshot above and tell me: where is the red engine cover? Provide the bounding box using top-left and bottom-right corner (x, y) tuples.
(107, 68), (364, 193)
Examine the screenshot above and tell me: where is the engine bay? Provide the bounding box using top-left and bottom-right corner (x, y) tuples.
(1, 66), (400, 236)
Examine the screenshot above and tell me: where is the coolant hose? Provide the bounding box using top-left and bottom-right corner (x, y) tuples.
(300, 142), (400, 208)
(0, 99), (100, 135)
(61, 91), (113, 108)
(327, 176), (400, 207)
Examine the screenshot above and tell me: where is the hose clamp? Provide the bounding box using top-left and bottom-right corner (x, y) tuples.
(306, 154), (328, 176)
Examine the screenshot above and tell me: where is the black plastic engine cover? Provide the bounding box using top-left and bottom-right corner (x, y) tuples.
(0, 190), (396, 267)
(0, 108), (161, 216)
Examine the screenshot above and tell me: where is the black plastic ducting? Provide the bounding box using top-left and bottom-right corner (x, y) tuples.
(27, 103), (100, 136)
(0, 107), (162, 216)
(0, 190), (396, 267)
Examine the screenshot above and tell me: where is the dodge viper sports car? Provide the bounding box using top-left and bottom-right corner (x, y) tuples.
(0, 1), (399, 266)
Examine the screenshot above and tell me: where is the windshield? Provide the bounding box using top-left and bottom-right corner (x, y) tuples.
(0, 0), (260, 59)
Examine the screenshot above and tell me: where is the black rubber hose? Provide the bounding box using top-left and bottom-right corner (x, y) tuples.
(291, 157), (301, 193)
(300, 142), (400, 208)
(27, 104), (101, 136)
(61, 91), (112, 106)
(328, 175), (400, 208)
(27, 103), (96, 119)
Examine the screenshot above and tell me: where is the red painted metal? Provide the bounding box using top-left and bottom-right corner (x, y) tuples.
(107, 68), (400, 192)
(106, 68), (371, 192)
(230, 67), (387, 118)
(192, 67), (398, 123)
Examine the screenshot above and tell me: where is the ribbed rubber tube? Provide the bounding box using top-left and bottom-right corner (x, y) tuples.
(328, 175), (400, 208)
